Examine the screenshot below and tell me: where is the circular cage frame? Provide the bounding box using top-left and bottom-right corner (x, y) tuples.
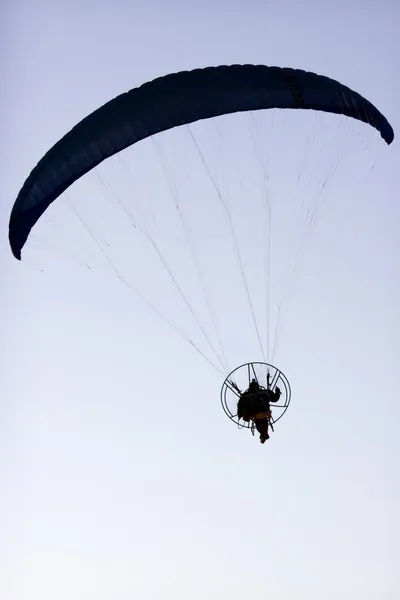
(220, 361), (291, 429)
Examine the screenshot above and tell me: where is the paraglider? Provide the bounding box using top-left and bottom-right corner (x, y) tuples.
(8, 64), (394, 445)
(237, 377), (281, 443)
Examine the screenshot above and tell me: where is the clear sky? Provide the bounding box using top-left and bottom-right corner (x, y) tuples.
(1, 1), (399, 599)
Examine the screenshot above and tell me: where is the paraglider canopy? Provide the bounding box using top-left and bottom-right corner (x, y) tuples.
(9, 64), (394, 260)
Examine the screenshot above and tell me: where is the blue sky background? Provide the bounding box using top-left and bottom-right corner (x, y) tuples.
(1, 1), (399, 599)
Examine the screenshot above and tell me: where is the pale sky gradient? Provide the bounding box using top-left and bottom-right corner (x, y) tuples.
(1, 1), (399, 599)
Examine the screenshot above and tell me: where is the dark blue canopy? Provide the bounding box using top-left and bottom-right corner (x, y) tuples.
(9, 64), (394, 259)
